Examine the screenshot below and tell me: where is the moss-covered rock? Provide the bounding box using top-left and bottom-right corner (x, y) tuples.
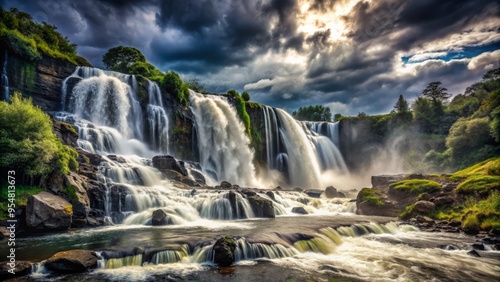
(389, 179), (441, 196)
(213, 236), (237, 267)
(247, 195), (275, 218)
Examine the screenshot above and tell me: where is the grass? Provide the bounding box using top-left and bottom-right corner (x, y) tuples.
(358, 188), (384, 206)
(451, 157), (500, 180)
(389, 179), (441, 195)
(455, 175), (500, 196)
(0, 184), (44, 220)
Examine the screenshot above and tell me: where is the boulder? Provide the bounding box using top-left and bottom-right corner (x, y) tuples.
(26, 192), (72, 230)
(163, 169), (183, 181)
(293, 188), (303, 192)
(247, 195), (275, 218)
(152, 155), (187, 176)
(220, 181), (232, 189)
(304, 189), (322, 198)
(413, 201), (436, 214)
(265, 191), (276, 201)
(419, 193), (432, 201)
(432, 197), (454, 207)
(106, 155), (127, 163)
(45, 249), (98, 273)
(324, 186), (338, 198)
(416, 215), (435, 224)
(0, 226), (9, 239)
(180, 177), (201, 187)
(189, 170), (206, 185)
(152, 209), (174, 226)
(371, 175), (405, 190)
(337, 191), (347, 198)
(213, 236), (236, 267)
(291, 207), (308, 214)
(0, 260), (31, 277)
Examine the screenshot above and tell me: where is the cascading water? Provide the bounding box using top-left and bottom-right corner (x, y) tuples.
(189, 90), (258, 186)
(2, 50), (9, 102)
(304, 122), (348, 173)
(147, 81), (169, 153)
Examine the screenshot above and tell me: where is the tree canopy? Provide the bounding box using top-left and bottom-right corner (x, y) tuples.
(102, 46), (146, 73)
(292, 105), (332, 122)
(393, 95), (409, 113)
(422, 81), (450, 103)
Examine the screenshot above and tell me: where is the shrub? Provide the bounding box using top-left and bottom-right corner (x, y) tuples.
(242, 91), (250, 102)
(389, 179), (441, 195)
(161, 71), (190, 106)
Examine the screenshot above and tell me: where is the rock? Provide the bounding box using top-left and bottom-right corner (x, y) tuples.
(63, 172), (91, 219)
(152, 155), (187, 176)
(419, 193), (432, 201)
(0, 226), (9, 239)
(213, 236), (237, 267)
(163, 169), (183, 181)
(247, 195), (275, 218)
(45, 249), (98, 273)
(240, 189), (256, 197)
(189, 170), (206, 185)
(355, 188), (399, 217)
(0, 260), (31, 277)
(467, 250), (480, 257)
(293, 187), (303, 192)
(432, 196), (454, 207)
(304, 189), (323, 198)
(413, 201), (436, 213)
(26, 192), (72, 230)
(274, 186), (282, 191)
(180, 177), (201, 187)
(220, 181), (232, 189)
(106, 155), (127, 163)
(337, 191), (346, 198)
(371, 175), (405, 190)
(152, 209), (173, 226)
(265, 191), (276, 201)
(416, 215), (434, 224)
(471, 243), (485, 250)
(291, 207), (308, 214)
(324, 186), (338, 198)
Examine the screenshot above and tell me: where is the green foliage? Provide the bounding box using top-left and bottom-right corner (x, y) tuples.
(0, 8), (85, 65)
(161, 71), (190, 106)
(389, 179), (441, 195)
(242, 91), (250, 102)
(185, 78), (205, 93)
(0, 184), (44, 220)
(333, 113), (343, 122)
(455, 176), (500, 196)
(0, 93), (77, 182)
(449, 94), (480, 117)
(461, 191), (500, 233)
(63, 185), (78, 204)
(490, 104), (500, 142)
(422, 81), (450, 103)
(451, 158), (500, 180)
(227, 90), (252, 137)
(393, 94), (409, 114)
(358, 188), (384, 206)
(292, 105), (332, 122)
(102, 46), (146, 73)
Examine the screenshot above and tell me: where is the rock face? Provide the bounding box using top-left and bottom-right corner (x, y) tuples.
(247, 195), (275, 218)
(26, 192), (73, 230)
(63, 172), (91, 220)
(152, 155), (188, 176)
(45, 249), (98, 273)
(356, 188), (399, 217)
(213, 236), (237, 267)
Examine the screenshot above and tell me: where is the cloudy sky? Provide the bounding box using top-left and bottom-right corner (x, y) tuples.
(2, 0), (499, 115)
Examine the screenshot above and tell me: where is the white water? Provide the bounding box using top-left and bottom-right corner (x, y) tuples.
(190, 90), (258, 186)
(147, 81), (169, 153)
(2, 50), (9, 102)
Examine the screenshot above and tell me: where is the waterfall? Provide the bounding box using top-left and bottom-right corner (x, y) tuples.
(147, 81), (169, 153)
(189, 90), (258, 186)
(2, 50), (9, 102)
(274, 109), (322, 189)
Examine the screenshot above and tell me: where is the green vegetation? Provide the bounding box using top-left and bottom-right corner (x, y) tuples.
(227, 90), (251, 137)
(455, 176), (500, 196)
(63, 185), (78, 204)
(0, 93), (78, 184)
(0, 7), (89, 65)
(461, 191), (500, 233)
(0, 184), (44, 220)
(161, 71), (190, 106)
(358, 188), (384, 206)
(389, 179), (441, 195)
(292, 105), (332, 122)
(242, 91), (250, 102)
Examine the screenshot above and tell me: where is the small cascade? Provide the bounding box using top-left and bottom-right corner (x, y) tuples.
(30, 261), (49, 277)
(147, 81), (169, 153)
(103, 254), (144, 269)
(2, 50), (9, 102)
(190, 90), (258, 186)
(262, 106), (280, 169)
(151, 245), (190, 264)
(234, 238), (298, 261)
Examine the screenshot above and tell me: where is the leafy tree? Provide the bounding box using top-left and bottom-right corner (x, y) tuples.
(292, 105), (332, 122)
(0, 93), (77, 184)
(102, 46), (146, 73)
(483, 67), (500, 81)
(161, 71), (189, 106)
(333, 113), (343, 122)
(357, 112), (368, 118)
(393, 95), (409, 113)
(242, 91), (250, 102)
(422, 81), (450, 103)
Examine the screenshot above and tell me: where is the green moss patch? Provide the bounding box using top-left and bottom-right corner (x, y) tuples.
(0, 185), (44, 220)
(456, 175), (500, 196)
(358, 188), (384, 206)
(389, 179), (441, 195)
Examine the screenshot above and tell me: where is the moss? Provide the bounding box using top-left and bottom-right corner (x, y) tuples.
(64, 205), (73, 215)
(246, 101), (262, 109)
(358, 188), (384, 206)
(455, 175), (500, 196)
(389, 179), (441, 195)
(63, 185), (78, 204)
(451, 157), (500, 180)
(20, 61), (36, 91)
(462, 213), (480, 233)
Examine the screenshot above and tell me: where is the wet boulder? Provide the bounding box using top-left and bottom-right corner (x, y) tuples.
(0, 261), (31, 277)
(189, 170), (206, 185)
(152, 209), (174, 226)
(152, 155), (188, 176)
(213, 236), (237, 267)
(432, 196), (454, 207)
(45, 249), (98, 273)
(291, 207), (308, 214)
(265, 191), (276, 201)
(324, 186), (338, 198)
(304, 189), (322, 198)
(220, 181), (232, 189)
(247, 195), (275, 218)
(26, 192), (72, 230)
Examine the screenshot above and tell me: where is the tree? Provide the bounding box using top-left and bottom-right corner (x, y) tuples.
(292, 105), (332, 122)
(333, 113), (343, 122)
(483, 67), (500, 81)
(393, 94), (409, 113)
(161, 71), (189, 105)
(242, 91), (250, 102)
(102, 46), (146, 73)
(422, 81), (450, 103)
